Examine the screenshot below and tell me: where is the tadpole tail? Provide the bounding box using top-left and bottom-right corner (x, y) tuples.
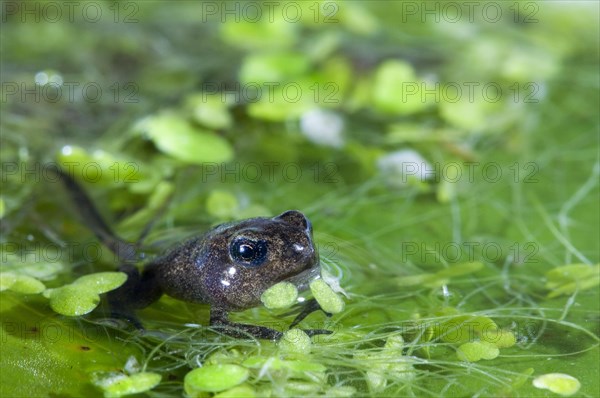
(48, 164), (138, 262)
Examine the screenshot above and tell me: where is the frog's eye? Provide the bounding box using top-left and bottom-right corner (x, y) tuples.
(229, 237), (268, 267)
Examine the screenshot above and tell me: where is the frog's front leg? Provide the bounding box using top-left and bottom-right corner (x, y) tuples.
(209, 307), (283, 340)
(210, 307), (333, 340)
(107, 264), (163, 328)
(288, 298), (332, 329)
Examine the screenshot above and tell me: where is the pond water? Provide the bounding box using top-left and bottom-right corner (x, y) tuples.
(1, 2), (598, 397)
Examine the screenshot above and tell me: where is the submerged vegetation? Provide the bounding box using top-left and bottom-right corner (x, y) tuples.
(1, 1), (598, 397)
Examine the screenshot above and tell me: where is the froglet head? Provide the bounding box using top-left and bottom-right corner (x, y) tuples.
(156, 210), (320, 311)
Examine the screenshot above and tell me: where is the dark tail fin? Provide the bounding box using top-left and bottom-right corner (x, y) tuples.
(49, 165), (137, 262)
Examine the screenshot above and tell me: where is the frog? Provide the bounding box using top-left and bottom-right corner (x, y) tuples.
(52, 165), (331, 340)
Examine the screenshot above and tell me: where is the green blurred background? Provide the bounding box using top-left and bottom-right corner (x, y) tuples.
(1, 1), (598, 397)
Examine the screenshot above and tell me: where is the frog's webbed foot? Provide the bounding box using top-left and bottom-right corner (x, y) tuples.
(210, 307), (333, 340)
(301, 328), (333, 337)
(288, 298), (332, 330)
(210, 308), (283, 340)
(99, 311), (145, 331)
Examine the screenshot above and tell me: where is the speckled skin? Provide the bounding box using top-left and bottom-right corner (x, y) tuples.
(54, 164), (329, 339)
(146, 211), (320, 311)
(106, 211), (329, 339)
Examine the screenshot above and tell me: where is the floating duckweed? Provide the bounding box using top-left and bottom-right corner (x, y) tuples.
(440, 95), (500, 131)
(480, 329), (516, 348)
(0, 272), (45, 294)
(186, 94), (232, 130)
(135, 112), (233, 164)
(0, 273), (17, 291)
(384, 334), (405, 349)
(433, 311), (498, 344)
(46, 285), (101, 316)
(14, 262), (64, 281)
(326, 386), (357, 397)
(545, 263), (600, 298)
(44, 272), (127, 316)
(213, 384), (256, 398)
(284, 381), (321, 395)
(56, 146), (143, 187)
(95, 372), (161, 398)
(206, 190), (239, 220)
(242, 356), (326, 379)
(354, 337), (417, 392)
(70, 272), (128, 293)
(260, 282), (298, 309)
(7, 275), (46, 294)
(239, 52), (310, 85)
(456, 341), (500, 362)
(118, 181), (174, 229)
(279, 329), (311, 355)
(309, 278), (345, 314)
(205, 349), (244, 366)
(184, 364), (249, 394)
(366, 370), (387, 393)
(532, 373), (581, 396)
(372, 60), (429, 115)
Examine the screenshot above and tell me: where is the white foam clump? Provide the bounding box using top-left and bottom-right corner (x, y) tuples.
(300, 108), (345, 148)
(377, 149), (433, 184)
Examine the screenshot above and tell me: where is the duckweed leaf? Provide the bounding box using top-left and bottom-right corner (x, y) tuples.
(239, 52), (310, 85)
(206, 190), (239, 221)
(545, 264), (600, 298)
(56, 145), (142, 186)
(383, 334), (405, 350)
(456, 341), (500, 362)
(186, 94), (232, 130)
(326, 386), (358, 397)
(310, 278), (345, 314)
(1, 293), (138, 397)
(214, 384), (256, 398)
(184, 364), (249, 394)
(71, 272), (128, 294)
(354, 342), (417, 387)
(45, 272), (127, 316)
(7, 274), (46, 294)
(242, 356), (326, 375)
(118, 181), (175, 231)
(246, 96), (310, 121)
(0, 273), (46, 294)
(261, 282), (298, 309)
(439, 96), (500, 131)
(46, 285), (101, 316)
(480, 329), (516, 348)
(2, 250), (66, 281)
(0, 272), (17, 291)
(372, 60), (429, 115)
(136, 112), (233, 164)
(93, 372), (161, 398)
(278, 329), (311, 355)
(284, 381), (321, 395)
(533, 373), (581, 396)
(435, 262), (484, 278)
(221, 17), (297, 50)
(432, 312), (498, 344)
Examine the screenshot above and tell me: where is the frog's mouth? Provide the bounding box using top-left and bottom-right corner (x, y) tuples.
(282, 264), (321, 292)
